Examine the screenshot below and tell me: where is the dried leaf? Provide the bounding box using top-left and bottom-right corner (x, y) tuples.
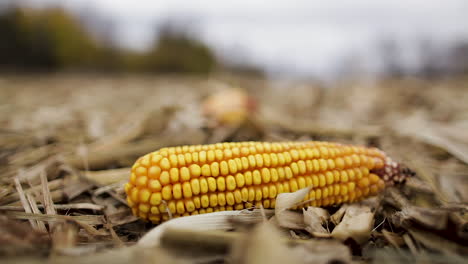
(331, 204), (375, 244)
(274, 187), (311, 229)
(303, 207), (330, 236)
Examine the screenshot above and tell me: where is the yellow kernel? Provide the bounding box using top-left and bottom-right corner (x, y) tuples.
(209, 194), (218, 207)
(290, 149), (299, 160)
(185, 200), (195, 212)
(206, 208), (214, 213)
(130, 173), (137, 184)
(262, 186), (269, 198)
(319, 146), (329, 158)
(283, 182), (290, 193)
(207, 177), (217, 192)
(176, 201), (185, 214)
(224, 149), (233, 159)
(270, 168), (279, 182)
(290, 179), (299, 192)
(255, 154), (264, 167)
(305, 176), (313, 187)
(124, 183), (132, 194)
(341, 184), (348, 195)
(335, 157), (345, 169)
(316, 189), (322, 200)
(270, 153), (278, 167)
(347, 169), (355, 181)
(269, 185), (277, 198)
(201, 164), (211, 177)
(150, 206), (159, 214)
(241, 157), (249, 170)
(199, 178), (208, 193)
(309, 190), (315, 200)
(160, 158), (171, 170)
(158, 203), (167, 214)
(358, 177), (370, 188)
(348, 182), (356, 192)
(319, 159), (328, 171)
(369, 173), (380, 184)
(193, 197), (201, 208)
(322, 187), (329, 198)
(138, 189), (151, 203)
(325, 171), (334, 185)
(160, 171), (170, 185)
(285, 167), (293, 179)
(149, 193), (162, 205)
(276, 183), (284, 194)
(334, 184), (340, 196)
(184, 152), (192, 164)
(199, 151), (207, 163)
(352, 155), (360, 166)
(169, 155), (178, 167)
(277, 167), (285, 180)
(215, 149), (224, 160)
(290, 162), (299, 175)
(182, 182), (192, 198)
(312, 148), (320, 158)
(319, 174), (326, 187)
(180, 167), (190, 181)
(253, 170), (262, 185)
(344, 156), (353, 168)
(334, 170), (341, 182)
(312, 175), (319, 187)
(151, 154), (163, 164)
(192, 152), (199, 163)
(173, 183), (182, 199)
(226, 175), (237, 191)
(217, 177), (226, 191)
(312, 160), (320, 172)
(170, 168), (179, 183)
(256, 143), (264, 153)
(255, 188), (263, 201)
(241, 147), (250, 156)
(136, 176), (148, 187)
(228, 160), (238, 174)
(261, 168), (271, 183)
(241, 187), (249, 201)
(297, 160), (306, 174)
(207, 150), (215, 162)
(284, 152), (292, 163)
(262, 153), (271, 167)
(177, 154), (186, 166)
(277, 153), (286, 165)
(218, 193), (227, 206)
(201, 195), (209, 208)
(135, 166), (147, 177)
(167, 201), (176, 214)
(220, 161), (229, 175)
(247, 155), (257, 168)
(234, 158), (243, 170)
(210, 162), (220, 177)
(234, 190), (242, 203)
(162, 186), (172, 200)
(139, 206), (149, 216)
(189, 164), (201, 177)
(148, 166), (161, 178)
(244, 171), (253, 185)
(327, 159), (335, 170)
(226, 192), (235, 205)
(248, 187), (255, 201)
(235, 173), (245, 187)
(235, 204), (244, 210)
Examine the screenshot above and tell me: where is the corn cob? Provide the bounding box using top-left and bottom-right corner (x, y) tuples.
(124, 141), (413, 224)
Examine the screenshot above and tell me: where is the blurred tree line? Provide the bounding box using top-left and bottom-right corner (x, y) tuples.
(0, 6), (228, 74)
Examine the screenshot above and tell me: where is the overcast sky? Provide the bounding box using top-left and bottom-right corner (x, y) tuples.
(8, 0), (468, 79)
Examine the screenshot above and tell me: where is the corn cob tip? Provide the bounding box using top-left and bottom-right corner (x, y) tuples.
(372, 157), (415, 185)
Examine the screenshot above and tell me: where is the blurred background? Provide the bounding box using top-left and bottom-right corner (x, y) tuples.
(1, 0), (468, 80)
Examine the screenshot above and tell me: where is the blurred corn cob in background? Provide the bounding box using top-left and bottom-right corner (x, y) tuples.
(125, 141), (414, 223)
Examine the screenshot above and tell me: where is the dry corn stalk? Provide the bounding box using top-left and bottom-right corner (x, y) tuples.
(124, 141), (414, 223)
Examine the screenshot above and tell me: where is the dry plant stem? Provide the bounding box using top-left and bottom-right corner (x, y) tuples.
(26, 193), (47, 232)
(14, 177), (37, 229)
(1, 179), (63, 205)
(0, 203), (105, 211)
(5, 211), (105, 225)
